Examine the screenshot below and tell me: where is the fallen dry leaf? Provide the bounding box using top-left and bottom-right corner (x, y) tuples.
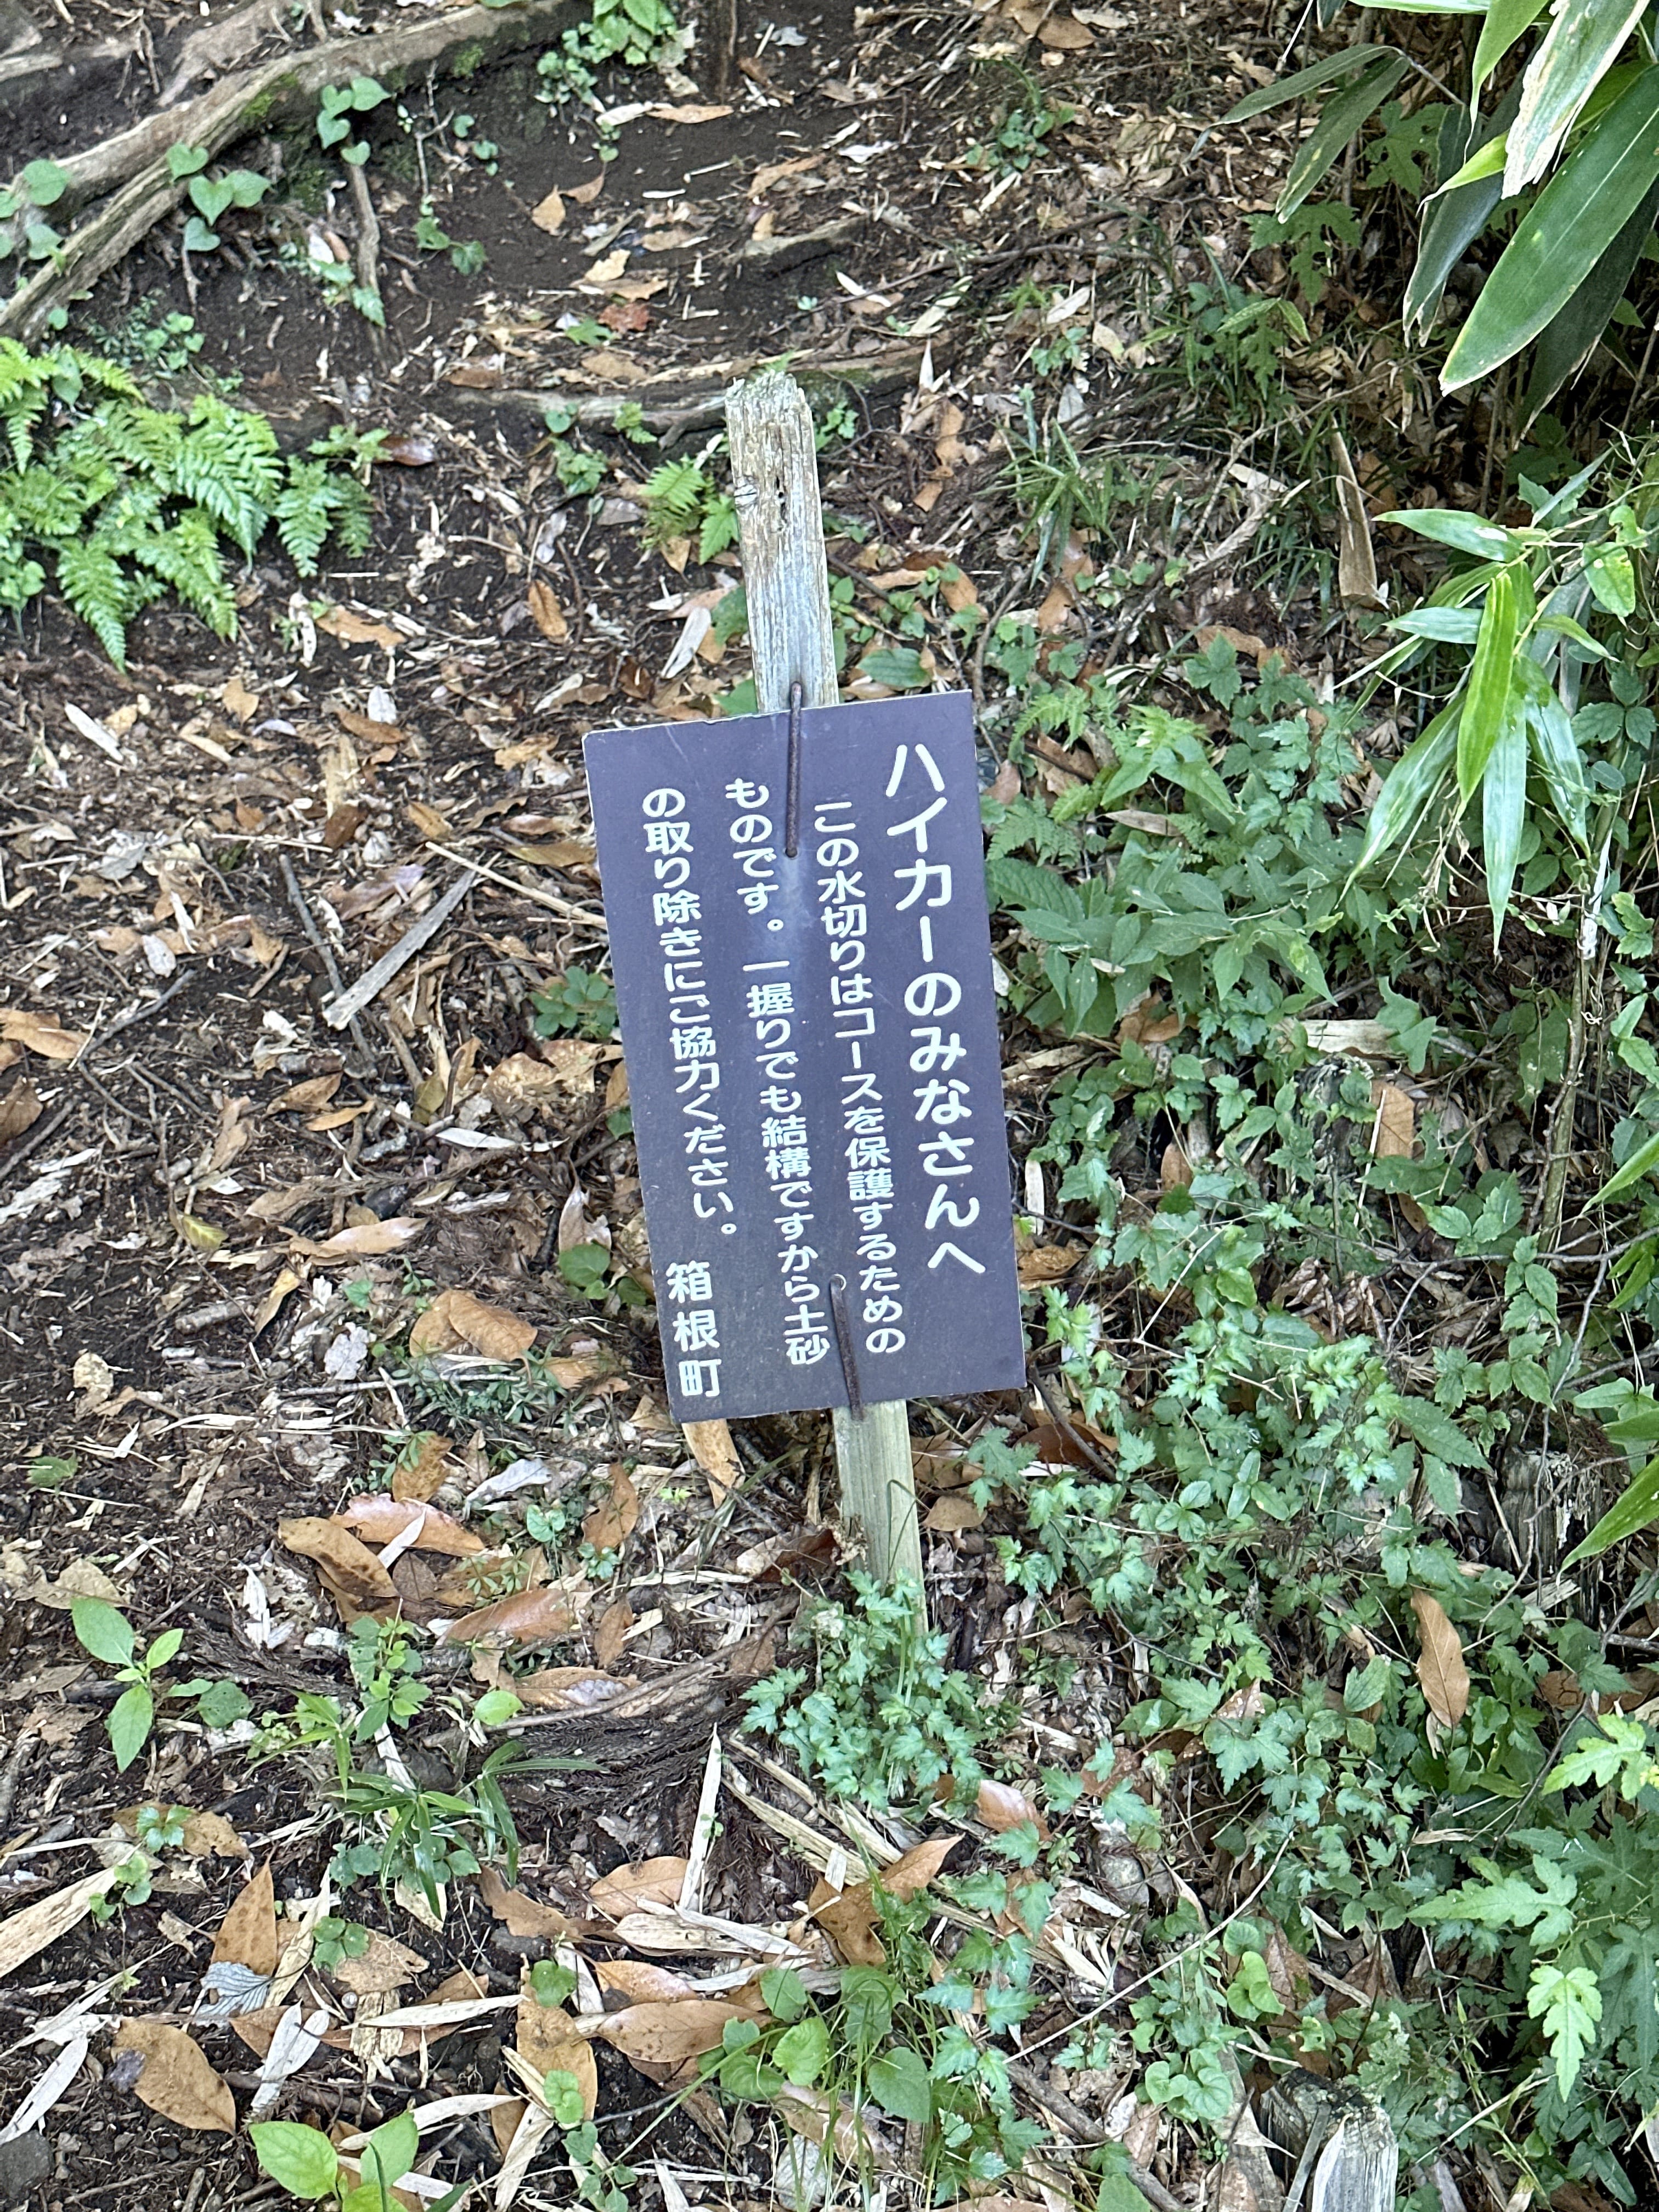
(287, 1217), (423, 1260)
(333, 1496), (484, 1558)
(279, 1518), (398, 1620)
(438, 1583), (582, 1649)
(391, 1431), (453, 1504)
(114, 2021), (235, 2134)
(590, 1857), (688, 1917)
(212, 1862), (279, 1978)
(583, 1463), (639, 1551)
(596, 1999), (752, 2081)
(683, 1418), (740, 1503)
(812, 1837), (957, 1964)
(1370, 1081), (1415, 1161)
(975, 1778), (1047, 1837)
(0, 1861), (136, 1976)
(647, 100), (732, 121)
(0, 1079), (42, 1144)
(1410, 1591), (1470, 1727)
(595, 1959), (696, 2004)
(514, 1665), (634, 1711)
(527, 580), (569, 641)
(271, 1073), (341, 1115)
(1016, 1244), (1084, 1286)
(530, 187), (566, 233)
(480, 1865), (573, 1938)
(113, 1806), (247, 1860)
(1037, 9), (1092, 41)
(0, 1009), (88, 1060)
(924, 1494), (984, 1533)
(332, 1931), (428, 1996)
(594, 1596), (633, 1668)
(570, 172), (605, 205)
(409, 1288), (537, 1362)
(517, 1994), (599, 2116)
(317, 606), (400, 650)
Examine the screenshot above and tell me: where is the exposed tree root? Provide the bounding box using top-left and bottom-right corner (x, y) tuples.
(0, 0), (578, 341)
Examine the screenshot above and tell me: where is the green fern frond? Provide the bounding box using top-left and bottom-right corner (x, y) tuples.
(123, 507), (236, 637)
(57, 543), (133, 667)
(174, 395), (282, 555)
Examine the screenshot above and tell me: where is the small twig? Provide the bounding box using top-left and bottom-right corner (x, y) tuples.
(345, 160), (387, 354)
(0, 1732), (38, 1835)
(419, 840), (607, 930)
(279, 851), (377, 1070)
(323, 868), (477, 1030)
(92, 974), (189, 1045)
(0, 1102), (74, 1187)
(1005, 2060), (1184, 2212)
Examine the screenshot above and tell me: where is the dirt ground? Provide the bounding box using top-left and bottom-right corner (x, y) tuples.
(0, 0), (1374, 2204)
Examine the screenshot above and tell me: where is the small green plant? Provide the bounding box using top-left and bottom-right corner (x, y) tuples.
(70, 1597), (250, 1771)
(541, 403), (607, 496)
(968, 64), (1071, 177)
(556, 1242), (612, 1301)
(317, 75), (390, 167)
(1245, 198), (1359, 307)
(640, 453), (738, 560)
(413, 198), (487, 274)
(530, 963), (617, 1040)
(311, 1916), (373, 1973)
(166, 145), (270, 253)
(0, 159), (71, 268)
(252, 2110), (426, 2212)
(746, 1573), (1000, 1807)
(0, 341), (375, 664)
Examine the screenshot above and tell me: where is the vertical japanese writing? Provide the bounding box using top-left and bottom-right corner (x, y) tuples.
(642, 785), (728, 1401)
(726, 781), (831, 1370)
(884, 742), (988, 1282)
(816, 797), (907, 1358)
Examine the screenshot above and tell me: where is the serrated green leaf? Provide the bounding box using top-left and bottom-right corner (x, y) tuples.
(1388, 1393), (1488, 1467)
(1528, 1961), (1602, 2095)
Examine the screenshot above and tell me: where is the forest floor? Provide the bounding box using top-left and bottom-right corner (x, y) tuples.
(0, 0), (1542, 2208)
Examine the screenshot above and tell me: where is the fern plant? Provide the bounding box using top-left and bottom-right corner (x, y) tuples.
(0, 340), (374, 665)
(640, 455), (738, 562)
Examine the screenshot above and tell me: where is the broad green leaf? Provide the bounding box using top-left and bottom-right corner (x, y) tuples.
(1596, 1122), (1659, 1200)
(1379, 507), (1517, 560)
(195, 1678), (253, 1727)
(362, 2112), (419, 2189)
(166, 143), (210, 179)
(1444, 64), (1659, 390)
(1222, 43), (1398, 123)
(251, 2123), (340, 2199)
(1527, 1962), (1602, 2096)
(71, 1596), (134, 1666)
(109, 1682), (154, 1772)
(1585, 541), (1637, 614)
(473, 1688), (521, 1728)
(1517, 662), (1590, 843)
(858, 646), (930, 690)
(19, 159), (67, 206)
(1354, 702), (1459, 871)
(773, 2016), (831, 2087)
(759, 1966), (809, 2021)
(1390, 607), (1483, 642)
(1434, 133), (1509, 194)
(145, 1627), (184, 1669)
(1506, 0), (1646, 195)
(1481, 696), (1527, 941)
(226, 169), (270, 208)
(1457, 570), (1519, 798)
(1387, 1392), (1488, 1468)
(1278, 54), (1410, 219)
(1343, 1654), (1393, 1710)
(1533, 610), (1609, 654)
(1562, 1453), (1659, 1560)
(182, 216), (220, 253)
(867, 2045), (933, 2124)
(1474, 0), (1550, 94)
(1522, 175), (1659, 424)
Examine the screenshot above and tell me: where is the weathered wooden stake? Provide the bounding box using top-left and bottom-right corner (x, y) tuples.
(726, 366), (927, 1602)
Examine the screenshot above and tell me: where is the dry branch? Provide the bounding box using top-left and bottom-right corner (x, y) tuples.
(0, 0), (579, 339)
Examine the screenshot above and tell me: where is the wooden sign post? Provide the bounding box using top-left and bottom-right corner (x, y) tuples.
(726, 367), (924, 1597)
(582, 368), (1025, 1613)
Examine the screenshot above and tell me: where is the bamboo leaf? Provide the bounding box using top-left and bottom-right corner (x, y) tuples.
(1506, 0), (1647, 195)
(1379, 507), (1519, 559)
(1474, 0), (1551, 95)
(1354, 703), (1459, 871)
(1596, 1122), (1659, 1201)
(1222, 43), (1398, 123)
(1519, 174), (1659, 424)
(1436, 133), (1510, 194)
(1457, 570), (1519, 798)
(1481, 700), (1527, 943)
(1407, 81), (1523, 336)
(1443, 64), (1659, 391)
(1517, 659), (1591, 842)
(1278, 54), (1410, 219)
(1563, 1452), (1659, 1560)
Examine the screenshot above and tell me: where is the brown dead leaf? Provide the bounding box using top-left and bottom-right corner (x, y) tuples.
(335, 708), (407, 748)
(279, 1517), (399, 1620)
(975, 1779), (1047, 1838)
(1370, 1081), (1415, 1160)
(272, 1073), (341, 1115)
(407, 800), (452, 842)
(527, 580), (569, 641)
(684, 1418), (740, 1503)
(334, 1496), (484, 1558)
(530, 187), (567, 234)
(439, 1584), (582, 1649)
(647, 100), (732, 121)
(1538, 1668), (1583, 1711)
(333, 1931), (428, 1995)
(1016, 1244), (1084, 1286)
(517, 1994), (599, 2117)
(409, 1288), (537, 1362)
(1119, 995), (1183, 1046)
(486, 1048), (601, 1119)
(391, 1431), (452, 1503)
(113, 1806), (247, 1860)
(924, 1494), (984, 1533)
(590, 1857), (687, 1917)
(316, 606), (400, 650)
(1036, 9), (1092, 41)
(212, 1861), (278, 1978)
(596, 2000), (752, 2081)
(479, 1864), (573, 1938)
(113, 2021), (235, 2134)
(813, 1837), (958, 1963)
(583, 1463), (639, 1551)
(1410, 1590), (1470, 1727)
(0, 1080), (43, 1144)
(288, 1217), (423, 1260)
(988, 757), (1020, 804)
(515, 1665), (635, 1710)
(594, 1596), (634, 1669)
(596, 1959), (697, 2004)
(221, 674), (259, 723)
(570, 172), (605, 204)
(0, 1009), (88, 1060)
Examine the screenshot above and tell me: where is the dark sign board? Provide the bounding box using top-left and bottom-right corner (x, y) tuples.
(584, 691), (1026, 1425)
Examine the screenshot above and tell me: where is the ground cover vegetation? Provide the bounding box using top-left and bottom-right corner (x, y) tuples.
(9, 0), (1659, 2209)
